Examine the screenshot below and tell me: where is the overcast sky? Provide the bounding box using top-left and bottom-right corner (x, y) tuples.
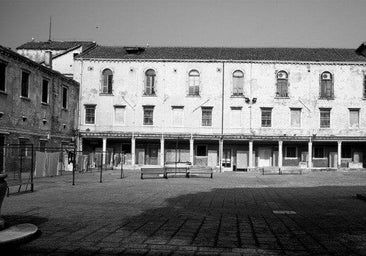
(0, 0), (365, 50)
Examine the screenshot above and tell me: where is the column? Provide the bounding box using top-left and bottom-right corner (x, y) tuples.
(219, 138), (223, 172)
(337, 141), (342, 168)
(102, 138), (107, 165)
(308, 140), (312, 168)
(160, 137), (165, 166)
(249, 140), (253, 169)
(131, 137), (136, 166)
(77, 136), (83, 152)
(278, 140), (283, 168)
(190, 138), (194, 165)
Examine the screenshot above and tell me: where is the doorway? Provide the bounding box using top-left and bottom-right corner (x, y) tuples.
(258, 147), (272, 167)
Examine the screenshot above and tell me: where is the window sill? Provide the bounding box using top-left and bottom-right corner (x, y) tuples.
(231, 94), (244, 98)
(99, 93), (114, 96)
(41, 102), (49, 106)
(62, 108), (68, 112)
(142, 94), (157, 97)
(319, 127), (331, 129)
(284, 157), (298, 160)
(186, 95), (201, 98)
(143, 124), (154, 126)
(20, 96), (31, 101)
(274, 96), (290, 99)
(0, 90), (7, 96)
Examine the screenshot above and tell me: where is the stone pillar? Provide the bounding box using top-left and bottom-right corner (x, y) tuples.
(249, 140), (253, 169)
(337, 141), (342, 168)
(308, 141), (312, 169)
(102, 138), (107, 165)
(131, 137), (136, 166)
(160, 137), (165, 167)
(219, 138), (223, 172)
(190, 138), (194, 165)
(278, 140), (283, 168)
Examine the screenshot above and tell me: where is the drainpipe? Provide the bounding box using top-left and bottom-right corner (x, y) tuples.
(220, 61), (225, 173)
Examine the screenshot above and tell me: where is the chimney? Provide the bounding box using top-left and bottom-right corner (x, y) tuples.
(45, 50), (52, 68)
(355, 42), (366, 58)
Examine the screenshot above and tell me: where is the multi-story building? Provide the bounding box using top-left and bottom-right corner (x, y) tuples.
(74, 44), (366, 171)
(0, 45), (79, 172)
(16, 40), (96, 78)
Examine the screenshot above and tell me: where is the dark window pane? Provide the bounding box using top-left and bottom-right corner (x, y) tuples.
(0, 62), (6, 91)
(85, 105), (95, 124)
(42, 79), (48, 103)
(62, 87), (67, 109)
(21, 71), (29, 97)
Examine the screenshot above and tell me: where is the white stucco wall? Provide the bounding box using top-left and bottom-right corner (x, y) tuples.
(74, 59), (366, 137)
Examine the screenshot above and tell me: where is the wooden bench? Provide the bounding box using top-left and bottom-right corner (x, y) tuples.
(187, 166), (213, 178)
(165, 167), (189, 177)
(140, 167), (167, 179)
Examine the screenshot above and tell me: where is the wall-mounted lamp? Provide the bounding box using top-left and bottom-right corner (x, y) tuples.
(22, 116), (27, 122)
(130, 68), (134, 72)
(0, 112), (4, 118)
(252, 98), (257, 103)
(173, 69), (177, 73)
(307, 64), (311, 72)
(42, 118), (47, 125)
(63, 124), (67, 129)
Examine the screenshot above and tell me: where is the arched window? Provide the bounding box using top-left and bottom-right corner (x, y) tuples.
(276, 70), (288, 97)
(188, 69), (200, 96)
(101, 69), (113, 94)
(144, 69), (156, 95)
(232, 70), (244, 96)
(320, 71), (333, 99)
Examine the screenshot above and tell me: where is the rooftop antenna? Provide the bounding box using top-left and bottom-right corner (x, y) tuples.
(48, 16), (52, 41)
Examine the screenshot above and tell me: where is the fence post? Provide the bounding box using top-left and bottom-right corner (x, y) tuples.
(72, 145), (76, 186)
(100, 152), (103, 183)
(31, 144), (34, 192)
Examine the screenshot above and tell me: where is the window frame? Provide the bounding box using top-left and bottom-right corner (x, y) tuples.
(201, 107), (213, 127)
(319, 108), (331, 128)
(319, 71), (334, 99)
(349, 108), (360, 129)
(84, 104), (96, 125)
(285, 146), (298, 159)
(114, 105), (126, 125)
(290, 108), (301, 128)
(171, 106), (184, 127)
(101, 68), (113, 94)
(275, 70), (289, 98)
(188, 69), (200, 96)
(62, 85), (68, 109)
(41, 78), (49, 104)
(0, 60), (7, 92)
(261, 108), (272, 127)
(313, 147), (325, 159)
(143, 105), (154, 125)
(232, 70), (244, 96)
(21, 70), (30, 98)
(144, 69), (156, 96)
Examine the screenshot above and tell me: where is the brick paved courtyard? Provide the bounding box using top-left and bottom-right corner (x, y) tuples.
(2, 170), (366, 255)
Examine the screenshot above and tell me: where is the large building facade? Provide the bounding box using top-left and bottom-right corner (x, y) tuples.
(74, 44), (366, 171)
(0, 45), (79, 172)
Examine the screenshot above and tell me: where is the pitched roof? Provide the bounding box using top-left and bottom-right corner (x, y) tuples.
(77, 45), (366, 63)
(16, 40), (96, 51)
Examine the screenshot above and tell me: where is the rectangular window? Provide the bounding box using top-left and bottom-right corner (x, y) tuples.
(19, 138), (31, 157)
(285, 146), (297, 158)
(349, 109), (360, 128)
(290, 108), (301, 127)
(114, 106), (125, 125)
(62, 86), (68, 109)
(39, 140), (47, 152)
(201, 107), (212, 126)
(196, 145), (207, 156)
(320, 108), (331, 128)
(314, 147), (324, 158)
(42, 79), (49, 104)
(341, 146), (352, 158)
(276, 80), (288, 97)
(143, 106), (154, 125)
(85, 105), (96, 124)
(172, 106), (184, 127)
(21, 71), (29, 98)
(230, 107), (241, 128)
(261, 108), (272, 127)
(0, 61), (6, 92)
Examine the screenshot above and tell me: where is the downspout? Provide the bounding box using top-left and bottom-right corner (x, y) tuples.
(77, 58), (83, 151)
(220, 61), (225, 173)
